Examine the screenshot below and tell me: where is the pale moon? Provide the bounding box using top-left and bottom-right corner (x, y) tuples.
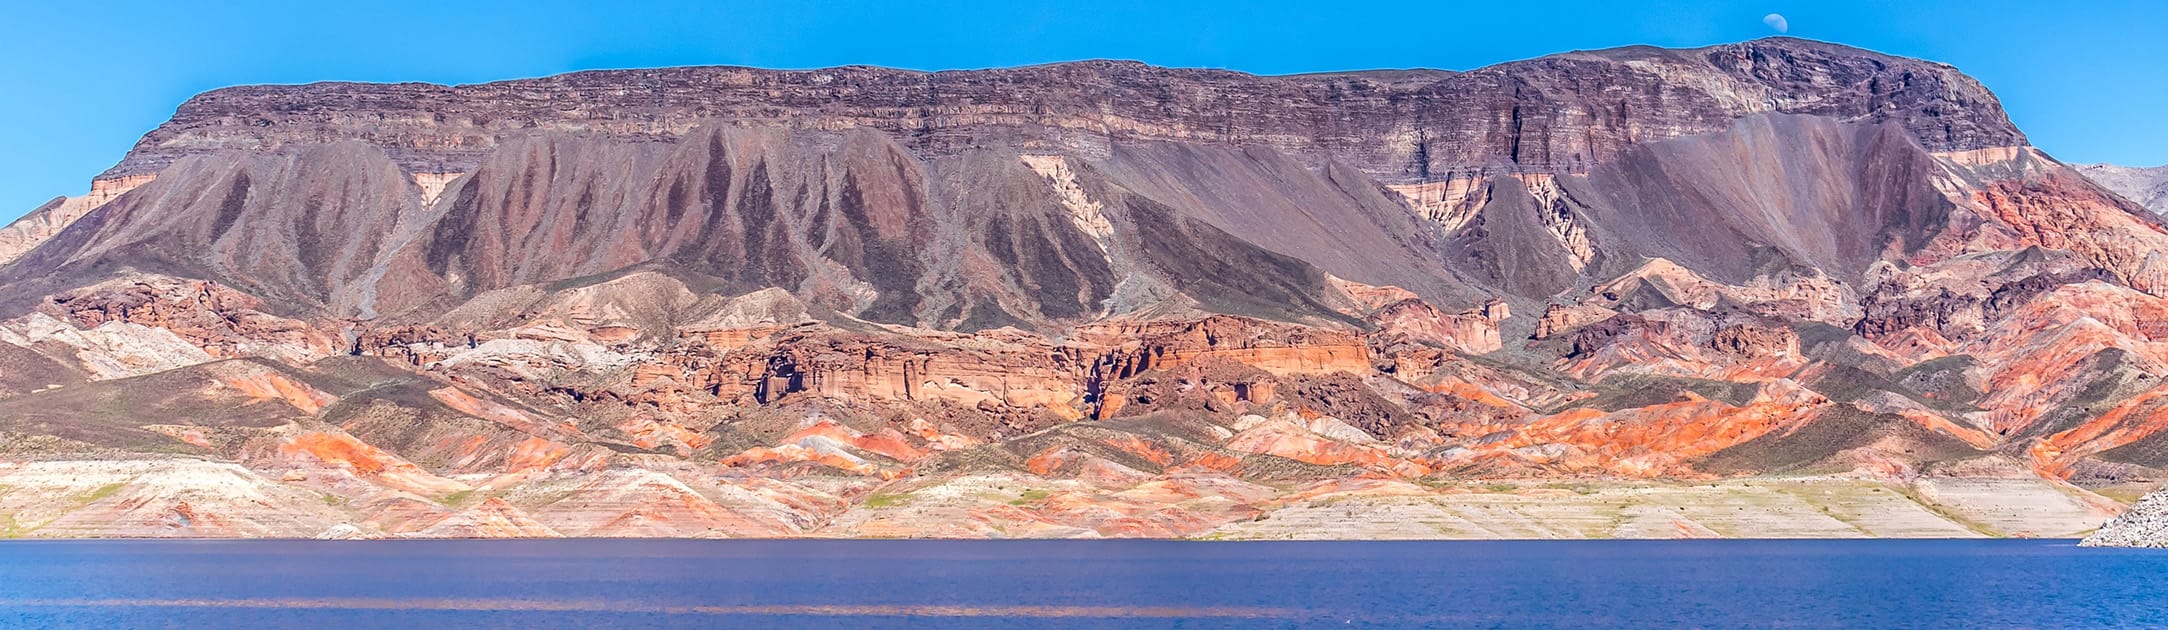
(1763, 13), (1790, 33)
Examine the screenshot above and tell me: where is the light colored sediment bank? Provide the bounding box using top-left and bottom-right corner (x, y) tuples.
(0, 459), (2122, 540)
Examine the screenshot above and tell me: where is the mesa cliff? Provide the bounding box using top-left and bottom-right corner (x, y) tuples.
(0, 37), (2161, 540)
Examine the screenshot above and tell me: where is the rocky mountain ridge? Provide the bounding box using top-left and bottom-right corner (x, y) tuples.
(1, 37), (2164, 540)
(2079, 163), (2168, 215)
(104, 38), (2020, 183)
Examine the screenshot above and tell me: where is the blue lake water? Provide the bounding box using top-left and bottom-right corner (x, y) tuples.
(0, 538), (2163, 628)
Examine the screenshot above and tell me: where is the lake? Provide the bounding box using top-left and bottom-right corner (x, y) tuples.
(0, 539), (2163, 628)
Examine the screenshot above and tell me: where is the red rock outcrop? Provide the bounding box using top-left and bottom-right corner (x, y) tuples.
(43, 276), (339, 362)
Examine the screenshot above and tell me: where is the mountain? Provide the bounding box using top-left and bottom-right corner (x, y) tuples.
(0, 37), (2161, 539)
(2079, 163), (2168, 214)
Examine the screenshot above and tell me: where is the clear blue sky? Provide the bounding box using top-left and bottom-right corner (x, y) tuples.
(4, 1), (2164, 219)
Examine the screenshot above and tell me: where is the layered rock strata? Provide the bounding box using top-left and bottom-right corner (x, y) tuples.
(0, 38), (2160, 539)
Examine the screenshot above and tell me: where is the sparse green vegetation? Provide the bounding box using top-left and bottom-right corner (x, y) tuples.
(2091, 485), (2154, 505)
(865, 492), (910, 508)
(1306, 495), (1357, 509)
(1891, 484), (2002, 537)
(1008, 489), (1050, 505)
(440, 490), (475, 507)
(78, 483), (124, 504)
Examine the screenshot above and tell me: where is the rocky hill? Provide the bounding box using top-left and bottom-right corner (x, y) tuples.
(2083, 491), (2168, 547)
(0, 37), (2159, 539)
(2079, 163), (2168, 215)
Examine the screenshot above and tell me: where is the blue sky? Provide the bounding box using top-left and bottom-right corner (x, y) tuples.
(3, 1), (2164, 219)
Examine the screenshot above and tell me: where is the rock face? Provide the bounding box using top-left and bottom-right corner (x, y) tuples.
(0, 37), (2162, 539)
(0, 175), (154, 266)
(106, 38), (2019, 182)
(2078, 163), (2168, 215)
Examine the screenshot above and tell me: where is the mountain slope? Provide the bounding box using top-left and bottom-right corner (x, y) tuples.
(0, 37), (2158, 539)
(2078, 163), (2168, 215)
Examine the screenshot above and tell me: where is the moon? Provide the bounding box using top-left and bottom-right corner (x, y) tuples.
(1763, 13), (1790, 33)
